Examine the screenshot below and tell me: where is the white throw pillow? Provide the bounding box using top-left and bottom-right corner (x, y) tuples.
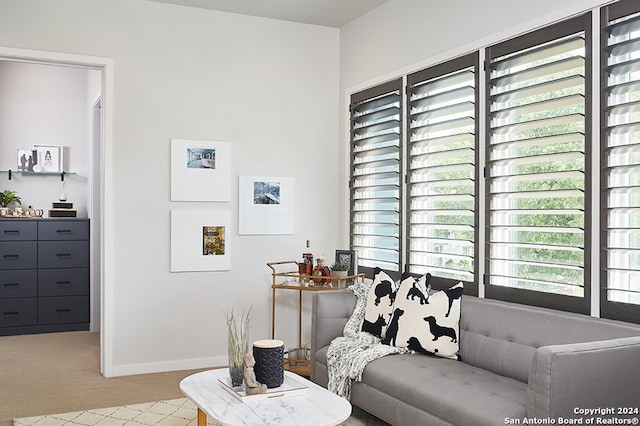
(383, 273), (463, 360)
(360, 268), (400, 338)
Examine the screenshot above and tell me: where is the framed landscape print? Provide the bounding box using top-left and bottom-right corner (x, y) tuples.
(170, 139), (231, 202)
(238, 176), (294, 235)
(171, 210), (231, 272)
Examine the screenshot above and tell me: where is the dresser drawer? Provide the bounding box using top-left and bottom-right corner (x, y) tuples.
(0, 242), (37, 270)
(0, 270), (37, 298)
(38, 220), (89, 241)
(38, 241), (89, 269)
(0, 298), (37, 327)
(38, 268), (89, 297)
(0, 221), (37, 241)
(38, 296), (89, 324)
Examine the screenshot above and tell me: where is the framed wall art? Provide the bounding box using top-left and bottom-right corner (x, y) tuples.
(17, 149), (38, 172)
(238, 176), (294, 235)
(335, 249), (358, 276)
(170, 139), (231, 202)
(170, 210), (231, 272)
(33, 144), (63, 173)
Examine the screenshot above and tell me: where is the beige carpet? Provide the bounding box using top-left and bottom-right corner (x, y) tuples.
(1, 331), (387, 426)
(0, 332), (209, 426)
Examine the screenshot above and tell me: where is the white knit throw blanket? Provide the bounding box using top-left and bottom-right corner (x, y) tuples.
(326, 282), (408, 400)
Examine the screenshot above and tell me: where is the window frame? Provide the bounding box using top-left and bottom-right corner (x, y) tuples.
(405, 52), (480, 294)
(483, 13), (593, 315)
(349, 78), (404, 281)
(599, 0), (640, 324)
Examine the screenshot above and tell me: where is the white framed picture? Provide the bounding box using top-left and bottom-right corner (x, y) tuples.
(170, 210), (231, 272)
(34, 144), (63, 173)
(238, 176), (294, 235)
(17, 149), (37, 172)
(171, 139), (231, 202)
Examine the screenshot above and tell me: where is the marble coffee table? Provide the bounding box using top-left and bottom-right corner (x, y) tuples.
(180, 368), (351, 426)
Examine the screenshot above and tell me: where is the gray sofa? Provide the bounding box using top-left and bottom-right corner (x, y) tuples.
(311, 290), (640, 426)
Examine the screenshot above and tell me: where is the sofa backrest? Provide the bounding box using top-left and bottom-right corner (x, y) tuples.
(459, 296), (640, 383)
(311, 290), (357, 353)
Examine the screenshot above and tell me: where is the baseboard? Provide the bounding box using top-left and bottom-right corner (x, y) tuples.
(104, 355), (227, 377)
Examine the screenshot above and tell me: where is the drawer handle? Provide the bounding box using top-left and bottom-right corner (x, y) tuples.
(2, 230), (19, 234)
(56, 309), (72, 314)
(3, 254), (19, 259)
(56, 281), (72, 287)
(3, 283), (19, 287)
(3, 311), (19, 316)
(56, 229), (72, 234)
(56, 253), (72, 258)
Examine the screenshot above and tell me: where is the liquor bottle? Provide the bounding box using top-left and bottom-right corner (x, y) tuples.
(299, 240), (313, 284)
(312, 255), (331, 286)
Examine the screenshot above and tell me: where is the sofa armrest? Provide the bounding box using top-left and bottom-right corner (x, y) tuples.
(528, 336), (640, 419)
(310, 290), (356, 378)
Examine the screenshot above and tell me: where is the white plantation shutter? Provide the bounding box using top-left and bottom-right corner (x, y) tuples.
(601, 0), (640, 323)
(350, 79), (403, 277)
(485, 15), (591, 313)
(407, 54), (479, 290)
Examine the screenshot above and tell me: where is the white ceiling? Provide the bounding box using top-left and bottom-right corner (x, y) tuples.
(146, 0), (388, 28)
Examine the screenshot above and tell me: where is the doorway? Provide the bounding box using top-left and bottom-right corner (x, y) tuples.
(0, 46), (114, 376)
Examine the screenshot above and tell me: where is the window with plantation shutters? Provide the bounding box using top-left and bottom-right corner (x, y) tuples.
(350, 79), (403, 277)
(485, 15), (591, 313)
(407, 54), (479, 291)
(601, 0), (640, 323)
(344, 5), (640, 324)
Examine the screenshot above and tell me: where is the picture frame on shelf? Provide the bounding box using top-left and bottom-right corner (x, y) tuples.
(335, 249), (358, 276)
(17, 149), (38, 172)
(33, 144), (63, 173)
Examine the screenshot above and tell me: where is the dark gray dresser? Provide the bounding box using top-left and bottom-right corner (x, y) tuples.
(0, 218), (89, 336)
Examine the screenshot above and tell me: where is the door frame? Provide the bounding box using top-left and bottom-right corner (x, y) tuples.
(0, 46), (115, 377)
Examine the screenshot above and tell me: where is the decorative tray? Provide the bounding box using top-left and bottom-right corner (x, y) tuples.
(218, 374), (308, 403)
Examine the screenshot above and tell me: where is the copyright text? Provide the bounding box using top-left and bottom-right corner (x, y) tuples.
(504, 409), (639, 425)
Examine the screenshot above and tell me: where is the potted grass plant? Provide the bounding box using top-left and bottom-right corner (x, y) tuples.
(225, 307), (251, 389)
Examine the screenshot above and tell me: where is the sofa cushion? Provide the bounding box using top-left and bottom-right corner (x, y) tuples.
(360, 268), (398, 338)
(352, 353), (527, 426)
(383, 275), (463, 360)
(315, 345), (527, 426)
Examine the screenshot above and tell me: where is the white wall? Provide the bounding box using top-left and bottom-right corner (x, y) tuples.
(0, 61), (90, 216)
(0, 0), (340, 376)
(340, 0), (611, 91)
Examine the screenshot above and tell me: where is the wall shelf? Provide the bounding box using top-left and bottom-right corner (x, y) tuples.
(0, 170), (76, 181)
